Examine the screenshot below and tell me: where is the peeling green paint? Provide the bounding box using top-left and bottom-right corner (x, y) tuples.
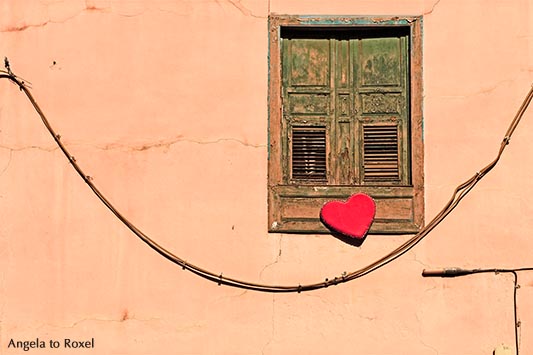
(296, 15), (417, 26)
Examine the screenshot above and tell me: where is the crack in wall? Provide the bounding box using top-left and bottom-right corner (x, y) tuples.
(0, 149), (13, 177)
(458, 79), (515, 98)
(357, 314), (377, 321)
(2, 21), (51, 33)
(0, 144), (58, 152)
(1, 0), (262, 32)
(212, 0), (225, 11)
(1, 2), (107, 33)
(106, 137), (267, 151)
(303, 293), (334, 307)
(424, 285), (437, 293)
(416, 311), (440, 355)
(419, 338), (440, 355)
(303, 293), (349, 322)
(209, 290), (248, 304)
(261, 294), (275, 355)
(412, 252), (429, 269)
(84, 0), (110, 12)
(424, 0), (442, 16)
(258, 235), (282, 280)
(0, 137), (266, 153)
(225, 0), (266, 19)
(35, 315), (164, 330)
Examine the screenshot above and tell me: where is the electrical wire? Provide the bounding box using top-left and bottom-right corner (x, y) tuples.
(423, 267), (533, 355)
(1, 62), (533, 293)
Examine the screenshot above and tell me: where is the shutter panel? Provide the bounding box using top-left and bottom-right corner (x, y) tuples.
(356, 35), (409, 186)
(269, 21), (423, 234)
(291, 126), (327, 181)
(363, 124), (400, 182)
(281, 37), (332, 184)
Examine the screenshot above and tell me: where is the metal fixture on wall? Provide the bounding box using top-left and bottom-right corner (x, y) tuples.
(423, 267), (533, 355)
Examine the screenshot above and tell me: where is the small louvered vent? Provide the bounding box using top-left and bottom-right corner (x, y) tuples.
(363, 124), (400, 182)
(291, 126), (327, 181)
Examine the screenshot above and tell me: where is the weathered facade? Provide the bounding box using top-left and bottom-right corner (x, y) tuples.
(1, 0), (533, 354)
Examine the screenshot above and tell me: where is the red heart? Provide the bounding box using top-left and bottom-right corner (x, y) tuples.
(320, 193), (376, 239)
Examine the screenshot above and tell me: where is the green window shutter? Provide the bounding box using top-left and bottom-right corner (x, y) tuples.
(268, 19), (423, 234)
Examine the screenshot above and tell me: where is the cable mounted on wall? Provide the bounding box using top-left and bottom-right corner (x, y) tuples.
(423, 267), (533, 355)
(1, 59), (533, 293)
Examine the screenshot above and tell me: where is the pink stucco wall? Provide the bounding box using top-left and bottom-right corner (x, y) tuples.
(1, 0), (533, 354)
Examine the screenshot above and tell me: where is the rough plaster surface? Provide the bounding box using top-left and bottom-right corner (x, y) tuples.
(1, 0), (533, 354)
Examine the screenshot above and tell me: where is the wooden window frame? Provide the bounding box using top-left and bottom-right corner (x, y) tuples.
(268, 15), (424, 234)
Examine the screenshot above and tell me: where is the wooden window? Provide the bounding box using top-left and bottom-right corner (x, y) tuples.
(268, 16), (424, 234)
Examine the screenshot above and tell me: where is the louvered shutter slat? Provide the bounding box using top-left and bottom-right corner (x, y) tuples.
(363, 124), (400, 182)
(291, 126), (327, 181)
